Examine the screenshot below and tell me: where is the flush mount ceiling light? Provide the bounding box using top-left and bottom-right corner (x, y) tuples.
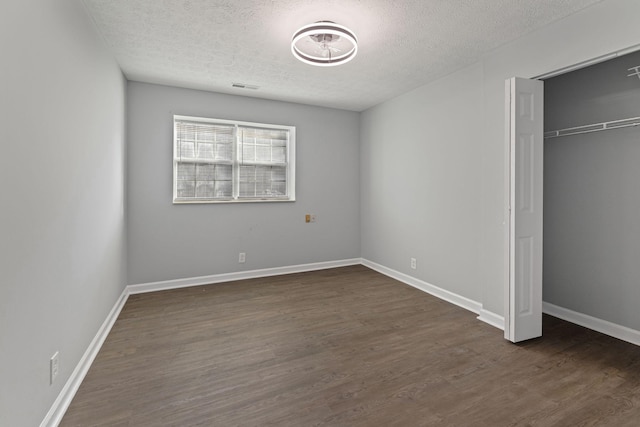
(291, 21), (358, 67)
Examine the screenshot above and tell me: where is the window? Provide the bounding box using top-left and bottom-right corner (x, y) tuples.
(173, 115), (295, 203)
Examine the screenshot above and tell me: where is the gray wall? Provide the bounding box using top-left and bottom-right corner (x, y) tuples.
(543, 51), (640, 330)
(0, 1), (127, 426)
(127, 83), (360, 285)
(361, 0), (640, 318)
(360, 64), (484, 302)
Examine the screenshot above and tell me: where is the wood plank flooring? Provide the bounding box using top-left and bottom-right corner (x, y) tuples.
(61, 265), (640, 426)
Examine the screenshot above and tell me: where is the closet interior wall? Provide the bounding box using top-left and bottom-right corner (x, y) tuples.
(543, 50), (640, 331)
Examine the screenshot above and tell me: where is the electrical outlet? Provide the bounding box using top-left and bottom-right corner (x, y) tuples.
(410, 258), (417, 270)
(310, 214), (317, 223)
(50, 351), (59, 385)
(238, 252), (246, 263)
(305, 214), (311, 223)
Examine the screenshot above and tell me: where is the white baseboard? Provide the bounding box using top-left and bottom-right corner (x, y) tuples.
(40, 288), (130, 427)
(127, 258), (362, 294)
(473, 302), (640, 342)
(477, 309), (505, 330)
(361, 259), (483, 315)
(543, 302), (640, 347)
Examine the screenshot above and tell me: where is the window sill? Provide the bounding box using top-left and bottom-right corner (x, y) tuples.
(173, 198), (295, 204)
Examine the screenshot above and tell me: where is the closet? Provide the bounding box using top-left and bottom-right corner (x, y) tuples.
(542, 50), (640, 333)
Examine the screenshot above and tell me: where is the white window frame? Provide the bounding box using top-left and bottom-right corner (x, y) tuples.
(173, 115), (296, 204)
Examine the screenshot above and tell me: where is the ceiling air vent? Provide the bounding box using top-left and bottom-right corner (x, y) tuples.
(232, 83), (259, 90)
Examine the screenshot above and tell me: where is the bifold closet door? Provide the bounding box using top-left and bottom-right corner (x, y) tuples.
(505, 77), (544, 343)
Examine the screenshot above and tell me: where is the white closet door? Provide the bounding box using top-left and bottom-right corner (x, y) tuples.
(505, 77), (544, 343)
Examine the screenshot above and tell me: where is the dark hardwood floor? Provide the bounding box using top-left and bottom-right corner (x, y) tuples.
(61, 265), (640, 426)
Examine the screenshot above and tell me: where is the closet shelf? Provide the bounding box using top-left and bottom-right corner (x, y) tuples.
(544, 116), (640, 139)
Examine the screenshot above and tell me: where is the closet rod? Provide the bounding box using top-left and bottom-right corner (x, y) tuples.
(544, 116), (640, 139)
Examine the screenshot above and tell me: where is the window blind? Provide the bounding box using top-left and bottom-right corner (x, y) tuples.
(175, 120), (234, 200)
(238, 127), (288, 199)
(173, 116), (295, 203)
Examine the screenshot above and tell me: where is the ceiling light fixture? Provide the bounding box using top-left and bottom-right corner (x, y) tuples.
(291, 21), (358, 67)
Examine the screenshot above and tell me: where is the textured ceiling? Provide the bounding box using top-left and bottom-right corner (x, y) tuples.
(82, 0), (602, 111)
